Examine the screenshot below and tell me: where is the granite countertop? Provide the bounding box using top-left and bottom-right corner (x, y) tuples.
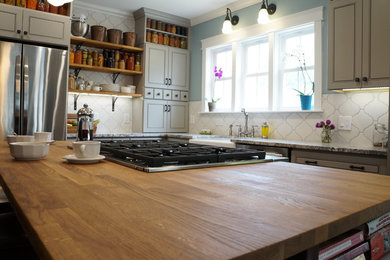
(231, 137), (387, 156)
(66, 133), (387, 156)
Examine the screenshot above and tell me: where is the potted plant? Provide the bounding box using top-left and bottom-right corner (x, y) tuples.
(287, 51), (314, 110)
(207, 98), (220, 112)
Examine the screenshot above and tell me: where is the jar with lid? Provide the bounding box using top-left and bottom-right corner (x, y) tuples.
(49, 4), (58, 14)
(174, 37), (180, 48)
(58, 4), (67, 15)
(43, 0), (50, 12)
(16, 0), (26, 7)
(163, 34), (169, 45)
(169, 36), (175, 47)
(76, 76), (85, 90)
(261, 122), (269, 139)
(27, 0), (37, 9)
(68, 74), (75, 90)
(82, 50), (88, 65)
(74, 50), (82, 64)
(157, 21), (162, 31)
(146, 18), (151, 28)
(166, 24), (171, 33)
(119, 59), (125, 70)
(158, 33), (163, 45)
(87, 53), (93, 66)
(69, 49), (74, 64)
(151, 19), (156, 29)
(98, 54), (104, 67)
(146, 31), (152, 42)
(373, 123), (387, 147)
(126, 53), (135, 71)
(135, 54), (141, 71)
(152, 32), (158, 44)
(180, 38), (187, 49)
(171, 25), (176, 34)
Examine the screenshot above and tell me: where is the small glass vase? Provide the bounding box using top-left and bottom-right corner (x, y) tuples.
(321, 128), (332, 143)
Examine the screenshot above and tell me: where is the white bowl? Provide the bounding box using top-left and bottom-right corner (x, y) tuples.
(7, 135), (34, 145)
(9, 142), (50, 161)
(120, 86), (131, 93)
(100, 84), (120, 92)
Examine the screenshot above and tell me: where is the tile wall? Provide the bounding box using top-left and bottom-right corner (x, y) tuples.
(189, 91), (389, 147)
(69, 5), (136, 134)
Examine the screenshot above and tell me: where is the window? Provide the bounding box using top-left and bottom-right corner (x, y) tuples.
(202, 7), (323, 112)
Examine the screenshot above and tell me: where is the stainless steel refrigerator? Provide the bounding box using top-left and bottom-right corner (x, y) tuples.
(0, 40), (68, 140)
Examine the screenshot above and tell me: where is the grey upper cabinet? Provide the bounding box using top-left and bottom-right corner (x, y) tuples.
(145, 43), (189, 91)
(327, 0), (390, 90)
(143, 99), (188, 133)
(0, 3), (70, 47)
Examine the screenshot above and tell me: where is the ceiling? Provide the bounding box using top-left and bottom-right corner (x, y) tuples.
(76, 0), (241, 19)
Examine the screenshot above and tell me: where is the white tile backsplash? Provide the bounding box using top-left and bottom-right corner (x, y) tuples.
(189, 91), (389, 147)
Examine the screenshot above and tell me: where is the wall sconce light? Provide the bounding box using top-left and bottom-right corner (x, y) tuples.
(47, 0), (73, 7)
(222, 8), (239, 34)
(257, 0), (277, 24)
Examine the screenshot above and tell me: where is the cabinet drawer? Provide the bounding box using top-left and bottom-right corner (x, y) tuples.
(180, 91), (189, 101)
(154, 88), (163, 99)
(295, 157), (379, 173)
(172, 90), (180, 101)
(163, 89), (172, 100)
(145, 88), (153, 99)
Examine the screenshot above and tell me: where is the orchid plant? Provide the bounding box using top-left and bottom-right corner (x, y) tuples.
(286, 51), (314, 96)
(214, 66), (223, 80)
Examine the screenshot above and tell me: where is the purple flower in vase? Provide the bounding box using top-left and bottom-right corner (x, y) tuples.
(213, 66), (223, 79)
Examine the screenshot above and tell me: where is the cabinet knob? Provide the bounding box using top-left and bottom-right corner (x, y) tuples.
(362, 77), (368, 82)
(23, 31), (28, 35)
(354, 77), (360, 82)
(157, 93), (161, 96)
(183, 95), (187, 98)
(17, 29), (21, 34)
(175, 94), (179, 97)
(147, 92), (151, 95)
(166, 94), (170, 97)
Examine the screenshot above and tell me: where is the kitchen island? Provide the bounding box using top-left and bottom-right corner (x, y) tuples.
(1, 141), (390, 259)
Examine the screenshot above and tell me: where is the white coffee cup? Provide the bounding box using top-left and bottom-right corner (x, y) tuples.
(34, 132), (52, 142)
(93, 86), (102, 92)
(72, 141), (101, 158)
(129, 85), (136, 94)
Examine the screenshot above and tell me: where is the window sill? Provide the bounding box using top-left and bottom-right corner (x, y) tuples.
(199, 110), (324, 115)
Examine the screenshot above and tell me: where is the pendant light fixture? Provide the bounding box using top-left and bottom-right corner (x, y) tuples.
(257, 0), (276, 24)
(47, 0), (73, 7)
(222, 8), (239, 34)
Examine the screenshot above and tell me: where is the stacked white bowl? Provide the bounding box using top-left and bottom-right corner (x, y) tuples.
(7, 133), (52, 161)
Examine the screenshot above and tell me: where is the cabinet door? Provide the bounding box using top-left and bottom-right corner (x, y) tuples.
(328, 0), (362, 90)
(22, 9), (70, 47)
(166, 101), (188, 133)
(0, 4), (23, 40)
(361, 0), (390, 87)
(145, 44), (169, 88)
(143, 99), (166, 132)
(168, 48), (189, 91)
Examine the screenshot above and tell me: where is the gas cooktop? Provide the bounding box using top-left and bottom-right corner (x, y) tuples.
(100, 140), (286, 172)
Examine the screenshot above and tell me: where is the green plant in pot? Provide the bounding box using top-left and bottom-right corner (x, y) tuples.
(206, 98), (220, 112)
(286, 51), (314, 110)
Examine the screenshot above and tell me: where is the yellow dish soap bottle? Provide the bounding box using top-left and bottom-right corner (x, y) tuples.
(261, 122), (269, 139)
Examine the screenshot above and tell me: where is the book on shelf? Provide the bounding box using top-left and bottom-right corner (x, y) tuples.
(365, 211), (390, 236)
(318, 230), (364, 260)
(333, 242), (369, 260)
(367, 224), (390, 260)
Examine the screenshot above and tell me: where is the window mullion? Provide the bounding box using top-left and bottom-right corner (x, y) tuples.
(268, 32), (275, 111)
(231, 42), (237, 112)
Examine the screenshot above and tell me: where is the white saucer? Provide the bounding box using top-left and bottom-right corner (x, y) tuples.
(63, 154), (105, 164)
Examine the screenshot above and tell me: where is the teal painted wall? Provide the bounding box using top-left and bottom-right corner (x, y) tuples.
(189, 0), (328, 101)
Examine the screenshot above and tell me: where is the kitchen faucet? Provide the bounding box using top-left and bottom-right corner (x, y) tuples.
(238, 108), (253, 137)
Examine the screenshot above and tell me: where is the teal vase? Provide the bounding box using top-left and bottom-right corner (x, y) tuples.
(300, 95), (312, 110)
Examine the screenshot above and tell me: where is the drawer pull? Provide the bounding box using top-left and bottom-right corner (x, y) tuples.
(305, 160), (318, 165)
(349, 165), (365, 171)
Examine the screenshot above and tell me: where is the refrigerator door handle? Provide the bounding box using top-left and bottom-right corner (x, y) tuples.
(21, 55), (29, 134)
(14, 55), (21, 134)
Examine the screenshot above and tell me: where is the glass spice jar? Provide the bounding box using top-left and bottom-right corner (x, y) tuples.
(171, 25), (176, 34)
(74, 50), (82, 64)
(98, 54), (104, 67)
(119, 59), (125, 70)
(146, 31), (151, 42)
(157, 21), (162, 31)
(68, 74), (75, 90)
(87, 53), (93, 66)
(16, 0), (26, 7)
(37, 0), (45, 11)
(166, 24), (171, 32)
(69, 49), (74, 64)
(151, 19), (156, 29)
(163, 34), (169, 45)
(158, 33), (163, 45)
(127, 53), (135, 71)
(135, 55), (141, 72)
(152, 32), (158, 44)
(49, 4), (58, 14)
(27, 0), (37, 9)
(58, 4), (67, 15)
(146, 18), (151, 28)
(174, 37), (180, 48)
(82, 50), (88, 65)
(169, 36), (175, 47)
(180, 38), (187, 49)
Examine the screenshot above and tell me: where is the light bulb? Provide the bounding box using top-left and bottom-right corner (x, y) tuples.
(257, 8), (269, 24)
(47, 0), (73, 7)
(222, 19), (232, 34)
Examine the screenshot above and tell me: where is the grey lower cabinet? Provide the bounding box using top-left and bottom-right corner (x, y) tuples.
(291, 149), (388, 174)
(0, 3), (70, 47)
(143, 99), (188, 133)
(327, 0), (390, 90)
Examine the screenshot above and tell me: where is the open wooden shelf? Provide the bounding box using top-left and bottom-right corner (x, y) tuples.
(68, 89), (142, 98)
(70, 37), (143, 52)
(69, 63), (142, 76)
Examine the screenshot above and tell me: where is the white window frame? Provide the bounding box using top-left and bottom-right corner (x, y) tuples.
(201, 6), (323, 112)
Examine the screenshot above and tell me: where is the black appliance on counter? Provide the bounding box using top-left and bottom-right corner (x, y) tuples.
(100, 139), (283, 172)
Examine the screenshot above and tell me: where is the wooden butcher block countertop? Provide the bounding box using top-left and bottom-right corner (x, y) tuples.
(1, 141), (390, 260)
